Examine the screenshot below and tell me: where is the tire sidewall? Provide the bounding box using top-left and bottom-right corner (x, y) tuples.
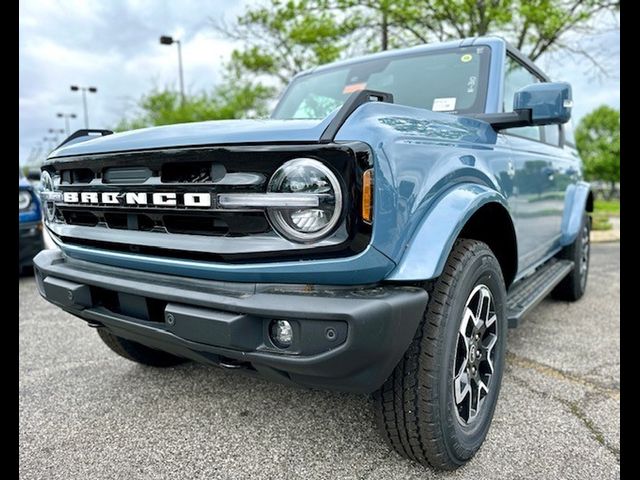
(437, 249), (507, 462)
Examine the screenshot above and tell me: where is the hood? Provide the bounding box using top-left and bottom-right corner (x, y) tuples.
(49, 116), (337, 158)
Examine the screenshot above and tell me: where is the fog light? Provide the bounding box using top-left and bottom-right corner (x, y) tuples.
(269, 320), (293, 348)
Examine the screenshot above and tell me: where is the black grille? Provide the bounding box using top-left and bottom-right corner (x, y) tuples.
(60, 209), (99, 227)
(58, 207), (270, 237)
(103, 167), (152, 184)
(163, 213), (268, 236)
(60, 168), (93, 184)
(103, 212), (156, 231)
(44, 143), (374, 262)
(161, 162), (226, 183)
(164, 214), (229, 236)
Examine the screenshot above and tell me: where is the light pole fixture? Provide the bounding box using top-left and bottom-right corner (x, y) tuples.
(48, 128), (65, 136)
(70, 85), (98, 128)
(159, 34), (185, 106)
(56, 112), (77, 136)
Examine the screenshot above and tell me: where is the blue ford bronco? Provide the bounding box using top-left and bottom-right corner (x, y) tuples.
(34, 36), (592, 469)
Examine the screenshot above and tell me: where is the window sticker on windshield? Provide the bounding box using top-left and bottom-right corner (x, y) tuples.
(343, 82), (367, 94)
(432, 97), (457, 112)
(460, 53), (473, 62)
(467, 76), (477, 93)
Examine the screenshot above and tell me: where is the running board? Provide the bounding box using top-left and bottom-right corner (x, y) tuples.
(506, 259), (574, 328)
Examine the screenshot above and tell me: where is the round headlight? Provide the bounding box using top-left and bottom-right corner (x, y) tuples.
(267, 158), (343, 242)
(19, 191), (32, 211)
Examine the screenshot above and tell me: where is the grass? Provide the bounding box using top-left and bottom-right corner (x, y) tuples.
(591, 198), (619, 231)
(592, 212), (612, 231)
(594, 199), (620, 216)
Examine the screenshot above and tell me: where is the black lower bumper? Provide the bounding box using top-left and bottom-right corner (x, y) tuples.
(33, 249), (428, 393)
(19, 221), (44, 270)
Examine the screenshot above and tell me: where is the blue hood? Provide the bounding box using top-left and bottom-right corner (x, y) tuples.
(50, 116), (336, 158)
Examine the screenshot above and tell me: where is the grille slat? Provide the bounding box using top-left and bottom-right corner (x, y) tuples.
(59, 207), (268, 237)
(103, 167), (152, 184)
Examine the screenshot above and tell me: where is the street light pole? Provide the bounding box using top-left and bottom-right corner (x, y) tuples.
(70, 85), (98, 128)
(56, 112), (77, 136)
(160, 35), (185, 105)
(176, 40), (185, 106)
(82, 89), (88, 127)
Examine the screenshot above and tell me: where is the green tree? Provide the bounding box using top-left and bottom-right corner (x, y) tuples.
(212, 0), (356, 85)
(115, 71), (274, 131)
(575, 105), (620, 199)
(119, 1), (618, 129)
(215, 0), (619, 88)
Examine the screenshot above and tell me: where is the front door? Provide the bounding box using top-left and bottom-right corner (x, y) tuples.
(501, 55), (566, 273)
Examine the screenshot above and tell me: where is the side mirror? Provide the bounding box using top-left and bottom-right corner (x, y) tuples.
(513, 82), (572, 125)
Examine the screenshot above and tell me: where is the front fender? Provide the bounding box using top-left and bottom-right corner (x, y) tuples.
(560, 181), (592, 246)
(386, 183), (511, 281)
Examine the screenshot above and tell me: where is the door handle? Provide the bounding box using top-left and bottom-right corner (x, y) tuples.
(541, 166), (555, 181)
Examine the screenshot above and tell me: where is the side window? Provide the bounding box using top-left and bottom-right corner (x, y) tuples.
(544, 125), (560, 147)
(503, 55), (542, 142)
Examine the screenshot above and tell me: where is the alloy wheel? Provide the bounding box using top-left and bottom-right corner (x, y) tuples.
(453, 284), (498, 425)
(580, 221), (590, 290)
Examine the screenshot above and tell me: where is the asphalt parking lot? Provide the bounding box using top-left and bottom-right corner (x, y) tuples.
(19, 243), (620, 480)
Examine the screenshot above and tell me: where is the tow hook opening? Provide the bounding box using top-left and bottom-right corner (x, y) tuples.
(218, 356), (254, 370)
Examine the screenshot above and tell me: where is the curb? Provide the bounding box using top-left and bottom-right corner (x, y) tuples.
(591, 230), (620, 243)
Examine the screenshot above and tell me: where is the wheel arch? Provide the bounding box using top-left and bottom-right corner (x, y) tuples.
(385, 183), (518, 288)
(458, 202), (518, 288)
(586, 189), (594, 213)
(560, 181), (593, 246)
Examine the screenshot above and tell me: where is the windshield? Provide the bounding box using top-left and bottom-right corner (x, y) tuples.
(272, 45), (491, 119)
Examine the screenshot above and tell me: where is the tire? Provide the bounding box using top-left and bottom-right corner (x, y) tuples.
(97, 329), (188, 367)
(373, 238), (507, 470)
(551, 212), (591, 301)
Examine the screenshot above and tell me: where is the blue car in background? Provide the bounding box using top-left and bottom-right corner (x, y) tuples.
(19, 172), (44, 273)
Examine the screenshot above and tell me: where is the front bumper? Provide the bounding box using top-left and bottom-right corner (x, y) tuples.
(33, 249), (428, 393)
(19, 220), (44, 269)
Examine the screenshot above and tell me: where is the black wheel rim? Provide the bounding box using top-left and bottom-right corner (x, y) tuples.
(453, 284), (498, 426)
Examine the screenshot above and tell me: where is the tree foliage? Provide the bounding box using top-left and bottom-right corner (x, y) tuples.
(215, 0), (620, 87)
(117, 1), (618, 130)
(213, 1), (354, 85)
(114, 71), (274, 131)
(575, 105), (620, 198)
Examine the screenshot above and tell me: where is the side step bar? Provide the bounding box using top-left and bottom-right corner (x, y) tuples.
(506, 259), (574, 328)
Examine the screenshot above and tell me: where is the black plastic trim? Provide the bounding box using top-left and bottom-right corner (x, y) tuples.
(57, 129), (114, 149)
(319, 90), (394, 143)
(34, 248), (428, 393)
(464, 108), (532, 130)
(504, 46), (551, 83)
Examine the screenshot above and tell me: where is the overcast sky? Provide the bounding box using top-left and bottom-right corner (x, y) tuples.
(19, 0), (619, 166)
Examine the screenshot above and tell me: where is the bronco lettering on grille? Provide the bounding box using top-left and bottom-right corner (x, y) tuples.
(61, 191), (214, 208)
